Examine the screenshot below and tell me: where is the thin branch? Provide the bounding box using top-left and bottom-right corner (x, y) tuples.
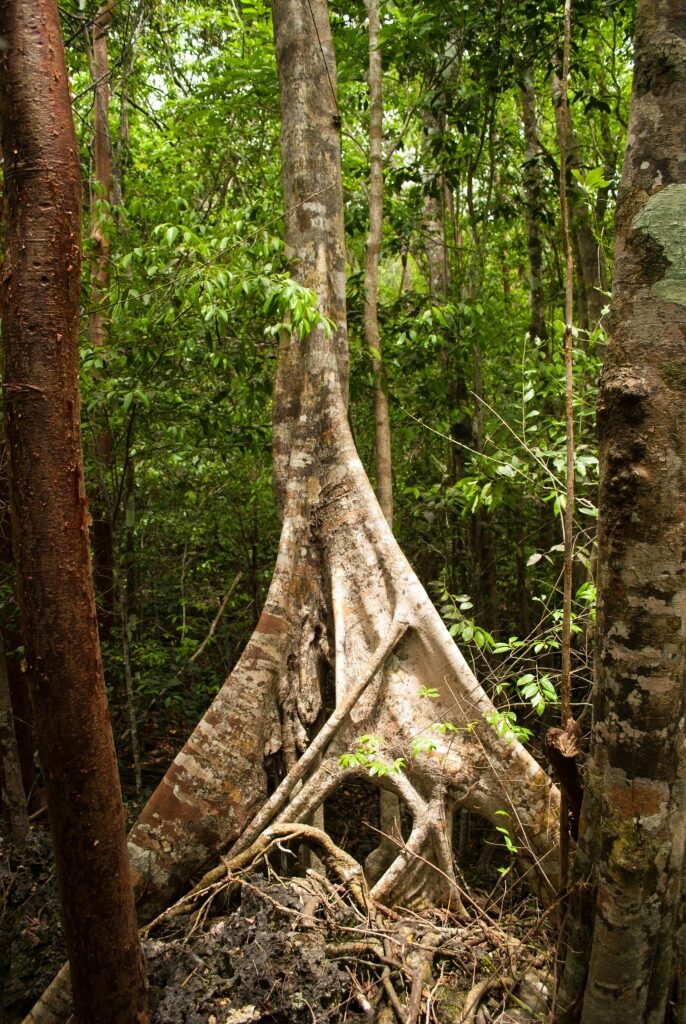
(554, 0), (575, 897)
(187, 573), (242, 664)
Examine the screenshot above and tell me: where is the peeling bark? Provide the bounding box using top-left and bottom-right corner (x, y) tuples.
(559, 3), (686, 1020)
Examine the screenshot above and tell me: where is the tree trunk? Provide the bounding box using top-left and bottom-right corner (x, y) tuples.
(0, 3), (149, 1021)
(0, 630), (28, 843)
(88, 1), (116, 639)
(559, 3), (686, 1020)
(122, 0), (560, 925)
(0, 437), (38, 811)
(364, 0), (393, 528)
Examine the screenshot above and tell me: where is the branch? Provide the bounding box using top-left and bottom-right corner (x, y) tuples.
(187, 573), (242, 664)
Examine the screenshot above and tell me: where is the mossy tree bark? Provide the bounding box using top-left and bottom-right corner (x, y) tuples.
(559, 3), (686, 1020)
(0, 2), (148, 1021)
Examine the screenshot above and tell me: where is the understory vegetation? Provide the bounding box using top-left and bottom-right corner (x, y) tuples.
(2, 0), (646, 1021)
(68, 0), (626, 778)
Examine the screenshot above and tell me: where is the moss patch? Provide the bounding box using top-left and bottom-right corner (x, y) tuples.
(660, 360), (686, 390)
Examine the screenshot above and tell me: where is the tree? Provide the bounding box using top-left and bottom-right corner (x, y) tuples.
(87, 0), (117, 639)
(126, 0), (560, 920)
(363, 0), (393, 529)
(0, 2), (148, 1021)
(559, 1), (686, 1019)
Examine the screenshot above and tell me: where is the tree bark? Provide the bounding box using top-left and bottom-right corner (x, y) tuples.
(559, 3), (686, 1020)
(0, 437), (37, 812)
(0, 630), (28, 843)
(125, 0), (560, 923)
(0, 3), (148, 1021)
(364, 0), (393, 528)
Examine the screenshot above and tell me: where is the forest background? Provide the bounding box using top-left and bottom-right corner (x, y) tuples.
(6, 0), (627, 766)
(0, 0), (642, 1019)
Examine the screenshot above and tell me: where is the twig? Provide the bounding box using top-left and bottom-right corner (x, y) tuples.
(380, 967), (407, 1023)
(188, 573), (242, 664)
(458, 975), (513, 1023)
(406, 933), (441, 1024)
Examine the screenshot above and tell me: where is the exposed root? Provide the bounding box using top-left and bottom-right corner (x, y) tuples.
(229, 615), (410, 860)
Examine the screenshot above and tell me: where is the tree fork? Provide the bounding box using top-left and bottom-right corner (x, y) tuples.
(24, 5), (564, 1016)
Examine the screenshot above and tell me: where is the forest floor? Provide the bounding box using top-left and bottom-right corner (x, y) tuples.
(1, 789), (555, 1024)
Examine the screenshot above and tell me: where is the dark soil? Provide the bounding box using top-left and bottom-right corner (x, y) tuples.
(1, 823), (553, 1024)
(0, 827), (66, 1024)
(0, 827), (368, 1024)
(146, 878), (368, 1024)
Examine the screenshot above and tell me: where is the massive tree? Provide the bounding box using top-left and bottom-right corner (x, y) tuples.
(559, 2), (686, 1020)
(126, 0), (559, 918)
(0, 2), (148, 1021)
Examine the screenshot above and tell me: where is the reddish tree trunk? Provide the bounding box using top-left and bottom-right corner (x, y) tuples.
(0, 3), (148, 1022)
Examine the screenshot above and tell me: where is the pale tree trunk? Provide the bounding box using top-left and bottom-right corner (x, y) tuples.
(120, 0), (560, 926)
(421, 110), (451, 301)
(364, 0), (393, 528)
(0, 2), (149, 1021)
(559, 3), (686, 1020)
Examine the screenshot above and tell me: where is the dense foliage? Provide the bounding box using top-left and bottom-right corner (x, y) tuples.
(14, 0), (634, 787)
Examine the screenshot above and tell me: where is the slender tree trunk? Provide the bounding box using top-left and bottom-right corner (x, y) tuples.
(364, 0), (393, 527)
(0, 3), (148, 1021)
(552, 0), (577, 897)
(88, 1), (116, 639)
(552, 72), (605, 332)
(521, 65), (547, 341)
(559, 3), (686, 1020)
(421, 110), (450, 301)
